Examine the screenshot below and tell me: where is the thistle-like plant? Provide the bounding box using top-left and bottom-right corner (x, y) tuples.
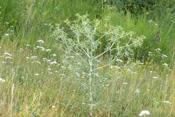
(52, 14), (145, 116)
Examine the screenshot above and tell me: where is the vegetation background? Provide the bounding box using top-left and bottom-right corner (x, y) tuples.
(0, 0), (175, 116)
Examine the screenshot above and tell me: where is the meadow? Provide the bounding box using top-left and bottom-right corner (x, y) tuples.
(0, 0), (175, 116)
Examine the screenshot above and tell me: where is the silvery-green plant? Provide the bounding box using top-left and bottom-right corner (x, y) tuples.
(52, 13), (145, 116)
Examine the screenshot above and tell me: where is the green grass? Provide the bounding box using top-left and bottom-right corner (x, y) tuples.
(0, 41), (174, 116)
(0, 0), (175, 116)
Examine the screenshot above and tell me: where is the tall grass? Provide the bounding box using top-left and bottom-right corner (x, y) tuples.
(0, 0), (175, 116)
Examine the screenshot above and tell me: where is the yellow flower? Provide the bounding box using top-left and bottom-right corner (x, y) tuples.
(145, 61), (149, 65)
(72, 94), (76, 99)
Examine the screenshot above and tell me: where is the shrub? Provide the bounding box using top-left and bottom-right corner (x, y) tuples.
(52, 14), (145, 115)
(105, 0), (175, 16)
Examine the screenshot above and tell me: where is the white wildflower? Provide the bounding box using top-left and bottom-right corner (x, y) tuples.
(116, 59), (123, 62)
(36, 61), (41, 64)
(162, 63), (168, 67)
(40, 47), (45, 51)
(34, 73), (39, 76)
(123, 82), (128, 84)
(31, 56), (37, 59)
(52, 106), (55, 108)
(153, 76), (158, 79)
(164, 101), (172, 104)
(127, 69), (133, 74)
(148, 20), (154, 23)
(52, 54), (56, 56)
(37, 40), (44, 43)
(135, 89), (141, 93)
(60, 74), (65, 76)
(156, 48), (161, 51)
(155, 23), (158, 26)
(5, 33), (9, 36)
(26, 44), (30, 47)
(0, 78), (5, 82)
(48, 68), (51, 70)
(139, 110), (150, 116)
(162, 54), (168, 58)
(5, 56), (12, 59)
(4, 52), (12, 56)
(46, 49), (51, 52)
(43, 58), (47, 60)
(47, 59), (51, 62)
(2, 61), (6, 64)
(50, 61), (57, 64)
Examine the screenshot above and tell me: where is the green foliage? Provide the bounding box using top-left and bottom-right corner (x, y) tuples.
(0, 0), (175, 116)
(0, 0), (102, 42)
(106, 0), (175, 16)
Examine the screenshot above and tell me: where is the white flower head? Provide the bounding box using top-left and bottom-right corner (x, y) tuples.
(127, 69), (133, 74)
(2, 61), (6, 64)
(5, 56), (12, 59)
(139, 110), (150, 116)
(116, 59), (123, 62)
(0, 78), (5, 82)
(46, 49), (51, 52)
(156, 48), (161, 51)
(5, 33), (9, 36)
(162, 54), (168, 58)
(34, 73), (39, 76)
(48, 68), (51, 70)
(162, 63), (168, 67)
(31, 56), (37, 59)
(148, 20), (154, 23)
(4, 52), (12, 56)
(37, 40), (44, 43)
(26, 44), (30, 47)
(153, 76), (158, 79)
(52, 106), (55, 108)
(135, 89), (141, 93)
(52, 54), (56, 56)
(164, 101), (171, 104)
(50, 61), (57, 64)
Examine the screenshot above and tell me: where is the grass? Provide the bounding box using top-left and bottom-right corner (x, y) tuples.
(0, 41), (174, 116)
(0, 0), (175, 116)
